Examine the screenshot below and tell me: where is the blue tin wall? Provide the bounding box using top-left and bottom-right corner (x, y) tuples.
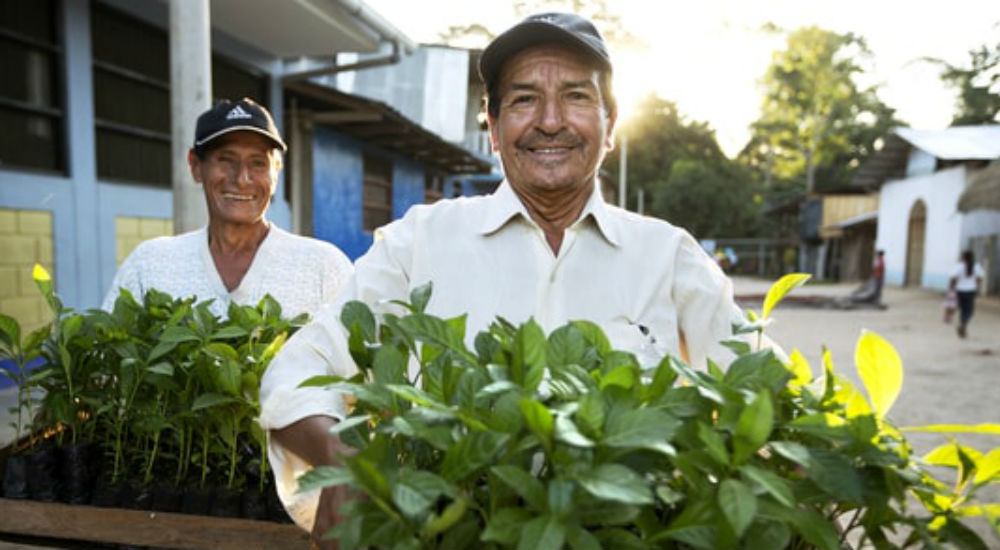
(311, 126), (430, 261)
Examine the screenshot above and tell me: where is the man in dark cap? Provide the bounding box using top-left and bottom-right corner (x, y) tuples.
(261, 14), (752, 548)
(103, 97), (352, 319)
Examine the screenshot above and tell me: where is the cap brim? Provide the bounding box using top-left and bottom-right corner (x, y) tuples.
(194, 126), (287, 152)
(479, 21), (612, 88)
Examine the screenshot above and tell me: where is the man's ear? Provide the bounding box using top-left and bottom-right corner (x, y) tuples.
(487, 112), (501, 153)
(187, 150), (203, 184)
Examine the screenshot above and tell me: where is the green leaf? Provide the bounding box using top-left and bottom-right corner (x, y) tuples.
(547, 324), (586, 367)
(482, 508), (533, 545)
(740, 465), (795, 507)
(733, 391), (773, 464)
(392, 470), (451, 518)
(491, 465), (547, 510)
(768, 440), (811, 467)
(806, 448), (863, 502)
(520, 397), (554, 450)
(696, 422), (730, 466)
(409, 282), (432, 313)
(761, 272), (810, 318)
(554, 413), (595, 447)
(399, 313), (474, 362)
(854, 330), (902, 420)
(386, 384), (445, 409)
(211, 325), (248, 339)
(603, 408), (680, 455)
(191, 392), (236, 411)
(347, 455), (391, 503)
(576, 390), (606, 436)
(296, 465), (353, 493)
(576, 464), (653, 505)
(147, 362), (174, 376)
(372, 345), (407, 385)
(423, 495), (467, 538)
(159, 325), (201, 343)
(571, 320), (611, 354)
(439, 431), (508, 482)
(0, 314), (21, 355)
(329, 415), (371, 436)
(340, 300), (376, 342)
(565, 525), (603, 550)
(517, 515), (566, 550)
(742, 521), (790, 550)
(718, 479), (757, 538)
(513, 319), (546, 390)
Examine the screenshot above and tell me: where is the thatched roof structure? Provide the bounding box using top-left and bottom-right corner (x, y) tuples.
(958, 161), (1000, 212)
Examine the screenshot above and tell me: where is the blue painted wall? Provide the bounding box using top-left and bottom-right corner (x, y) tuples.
(311, 126), (435, 261)
(312, 128), (369, 260)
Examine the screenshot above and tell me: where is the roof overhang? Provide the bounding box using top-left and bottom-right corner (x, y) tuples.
(209, 0), (407, 58)
(852, 125), (1000, 190)
(286, 80), (494, 175)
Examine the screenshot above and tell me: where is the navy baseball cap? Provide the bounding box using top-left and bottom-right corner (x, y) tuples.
(192, 98), (287, 155)
(478, 12), (613, 91)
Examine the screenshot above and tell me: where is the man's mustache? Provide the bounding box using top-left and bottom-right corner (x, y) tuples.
(515, 130), (583, 149)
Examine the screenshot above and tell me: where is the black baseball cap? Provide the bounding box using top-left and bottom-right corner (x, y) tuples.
(192, 98), (287, 155)
(478, 12), (613, 91)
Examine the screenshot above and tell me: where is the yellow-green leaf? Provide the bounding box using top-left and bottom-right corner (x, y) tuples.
(902, 423), (1000, 436)
(786, 349), (812, 387)
(32, 263), (51, 282)
(974, 448), (1000, 484)
(924, 443), (983, 467)
(844, 387), (872, 419)
(762, 273), (810, 319)
(854, 331), (902, 420)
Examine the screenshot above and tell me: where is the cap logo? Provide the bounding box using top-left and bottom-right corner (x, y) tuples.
(226, 105), (253, 120)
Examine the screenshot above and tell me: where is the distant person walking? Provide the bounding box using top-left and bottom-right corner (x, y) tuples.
(949, 250), (985, 338)
(872, 250), (885, 304)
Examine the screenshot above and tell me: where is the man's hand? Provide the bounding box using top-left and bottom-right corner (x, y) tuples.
(271, 416), (356, 549)
(311, 484), (353, 549)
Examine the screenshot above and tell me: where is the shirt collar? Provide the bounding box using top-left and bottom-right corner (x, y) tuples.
(478, 180), (622, 247)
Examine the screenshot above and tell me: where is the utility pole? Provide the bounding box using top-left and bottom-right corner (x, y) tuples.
(169, 0), (211, 233)
(617, 132), (627, 209)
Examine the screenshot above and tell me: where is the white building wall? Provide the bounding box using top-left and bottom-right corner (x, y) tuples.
(339, 46), (470, 143)
(875, 166), (968, 290)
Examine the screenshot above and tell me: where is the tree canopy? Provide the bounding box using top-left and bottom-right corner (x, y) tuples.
(926, 38), (1000, 125)
(741, 27), (903, 194)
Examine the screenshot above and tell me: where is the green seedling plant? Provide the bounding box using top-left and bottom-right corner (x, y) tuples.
(299, 277), (1000, 549)
(2, 264), (304, 495)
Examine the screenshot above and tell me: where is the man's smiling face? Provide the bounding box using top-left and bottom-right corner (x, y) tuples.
(489, 45), (616, 196)
(189, 131), (280, 227)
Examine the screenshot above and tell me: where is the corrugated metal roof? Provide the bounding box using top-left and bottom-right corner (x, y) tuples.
(895, 126), (1000, 160)
(852, 125), (1000, 189)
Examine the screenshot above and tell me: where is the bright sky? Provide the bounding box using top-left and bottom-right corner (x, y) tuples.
(366, 0), (1000, 157)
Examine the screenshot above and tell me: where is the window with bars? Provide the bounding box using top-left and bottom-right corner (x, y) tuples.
(91, 2), (171, 186)
(362, 152), (392, 232)
(0, 0), (64, 173)
(91, 3), (269, 187)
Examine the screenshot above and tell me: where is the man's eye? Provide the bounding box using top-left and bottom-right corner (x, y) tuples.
(509, 95), (535, 105)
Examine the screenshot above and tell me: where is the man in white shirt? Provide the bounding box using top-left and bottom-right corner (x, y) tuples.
(102, 98), (353, 319)
(260, 13), (749, 547)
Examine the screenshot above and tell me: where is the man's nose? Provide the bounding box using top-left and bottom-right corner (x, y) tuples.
(236, 161), (253, 184)
(536, 96), (565, 133)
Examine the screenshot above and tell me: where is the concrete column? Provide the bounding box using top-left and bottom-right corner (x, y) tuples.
(169, 0), (211, 233)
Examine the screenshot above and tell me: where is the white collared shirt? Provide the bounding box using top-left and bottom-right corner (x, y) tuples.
(259, 181), (750, 530)
(102, 224), (353, 319)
